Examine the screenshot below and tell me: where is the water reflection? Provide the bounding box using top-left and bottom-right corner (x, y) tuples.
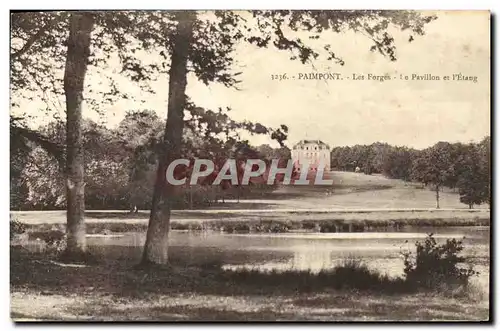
(19, 226), (490, 278)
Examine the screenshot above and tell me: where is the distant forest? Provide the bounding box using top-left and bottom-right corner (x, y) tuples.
(330, 139), (490, 208)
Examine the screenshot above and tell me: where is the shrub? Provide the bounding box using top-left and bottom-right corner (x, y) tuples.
(220, 258), (401, 293)
(171, 222), (189, 231)
(253, 221), (289, 233)
(188, 223), (203, 231)
(107, 223), (147, 233)
(28, 230), (67, 254)
(301, 221), (318, 230)
(221, 223), (250, 233)
(233, 223), (250, 233)
(326, 258), (395, 291)
(10, 217), (26, 239)
(319, 222), (338, 233)
(86, 222), (147, 234)
(170, 222), (203, 231)
(221, 224), (235, 233)
(351, 223), (365, 232)
(268, 222), (290, 233)
(402, 233), (478, 290)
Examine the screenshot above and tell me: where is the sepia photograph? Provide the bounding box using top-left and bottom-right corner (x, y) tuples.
(9, 9), (491, 322)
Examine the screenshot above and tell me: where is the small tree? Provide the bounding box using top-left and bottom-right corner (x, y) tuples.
(456, 143), (490, 209)
(411, 142), (456, 209)
(477, 136), (491, 207)
(402, 234), (477, 290)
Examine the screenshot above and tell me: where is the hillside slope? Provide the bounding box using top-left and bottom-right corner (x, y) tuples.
(235, 171), (487, 210)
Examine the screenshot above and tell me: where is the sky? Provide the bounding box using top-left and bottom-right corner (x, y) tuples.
(12, 10), (490, 150)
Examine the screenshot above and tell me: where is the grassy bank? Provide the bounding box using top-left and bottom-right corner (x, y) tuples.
(11, 208), (490, 223)
(10, 247), (489, 321)
(16, 214), (490, 236)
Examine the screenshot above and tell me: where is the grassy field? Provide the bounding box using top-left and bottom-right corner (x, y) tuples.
(10, 248), (489, 321)
(215, 171), (489, 210)
(11, 171), (489, 224)
(12, 171), (490, 215)
(261, 171), (478, 210)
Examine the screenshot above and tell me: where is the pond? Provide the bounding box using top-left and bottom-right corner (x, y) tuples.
(83, 226), (490, 280)
(18, 225), (490, 290)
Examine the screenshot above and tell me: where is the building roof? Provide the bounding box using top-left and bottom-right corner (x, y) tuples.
(293, 139), (330, 150)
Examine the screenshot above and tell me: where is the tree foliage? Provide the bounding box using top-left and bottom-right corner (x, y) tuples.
(11, 115), (292, 210)
(455, 139), (490, 208)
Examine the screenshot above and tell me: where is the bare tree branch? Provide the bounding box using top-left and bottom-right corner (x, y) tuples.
(11, 124), (65, 167)
(10, 14), (62, 60)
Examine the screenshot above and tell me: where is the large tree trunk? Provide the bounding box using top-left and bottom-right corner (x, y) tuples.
(141, 11), (195, 266)
(62, 13), (94, 261)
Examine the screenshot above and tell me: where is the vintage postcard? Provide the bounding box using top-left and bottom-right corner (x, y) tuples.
(10, 10), (490, 322)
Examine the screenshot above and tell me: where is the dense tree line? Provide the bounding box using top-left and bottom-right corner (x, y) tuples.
(330, 138), (491, 208)
(331, 142), (405, 175)
(11, 111), (291, 211)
